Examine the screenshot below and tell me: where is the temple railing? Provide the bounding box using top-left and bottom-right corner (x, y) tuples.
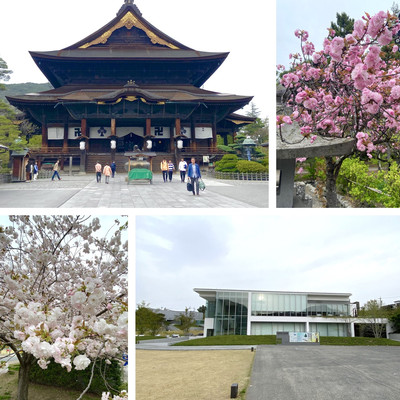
(212, 171), (269, 181)
(29, 147), (82, 155)
(179, 147), (226, 154)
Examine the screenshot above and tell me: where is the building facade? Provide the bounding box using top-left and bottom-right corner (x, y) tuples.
(194, 288), (385, 338)
(7, 0), (253, 174)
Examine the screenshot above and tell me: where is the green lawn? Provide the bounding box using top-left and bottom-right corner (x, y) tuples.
(320, 336), (400, 346)
(172, 335), (277, 346)
(172, 335), (400, 347)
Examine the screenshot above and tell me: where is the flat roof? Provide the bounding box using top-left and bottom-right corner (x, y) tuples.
(194, 288), (352, 299)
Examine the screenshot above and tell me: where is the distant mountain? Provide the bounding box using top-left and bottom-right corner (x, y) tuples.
(0, 82), (53, 103)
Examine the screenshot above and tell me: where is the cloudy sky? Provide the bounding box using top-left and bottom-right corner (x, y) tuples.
(2, 0), (274, 118)
(277, 0), (399, 69)
(136, 214), (400, 311)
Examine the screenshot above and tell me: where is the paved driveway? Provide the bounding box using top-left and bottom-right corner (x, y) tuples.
(247, 345), (400, 400)
(0, 173), (268, 208)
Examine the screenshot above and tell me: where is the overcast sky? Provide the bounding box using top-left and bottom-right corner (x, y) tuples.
(277, 0), (399, 69)
(136, 214), (400, 311)
(1, 0), (274, 119)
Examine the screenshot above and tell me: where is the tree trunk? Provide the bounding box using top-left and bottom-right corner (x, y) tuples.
(17, 353), (34, 400)
(325, 156), (340, 208)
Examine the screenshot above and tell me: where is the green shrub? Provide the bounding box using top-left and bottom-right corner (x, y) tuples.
(236, 160), (267, 173)
(258, 158), (268, 167)
(216, 145), (236, 154)
(215, 154), (239, 172)
(29, 358), (122, 395)
(337, 158), (400, 207)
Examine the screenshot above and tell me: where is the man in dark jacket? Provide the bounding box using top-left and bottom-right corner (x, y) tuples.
(187, 158), (201, 195)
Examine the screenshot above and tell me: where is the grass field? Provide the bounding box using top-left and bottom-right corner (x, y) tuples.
(172, 334), (400, 346)
(136, 350), (255, 400)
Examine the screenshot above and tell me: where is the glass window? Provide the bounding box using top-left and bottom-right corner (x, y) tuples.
(215, 291), (248, 335)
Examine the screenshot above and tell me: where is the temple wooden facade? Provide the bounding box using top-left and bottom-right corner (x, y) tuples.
(7, 0), (253, 172)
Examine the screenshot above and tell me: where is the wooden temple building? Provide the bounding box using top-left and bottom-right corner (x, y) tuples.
(7, 0), (254, 173)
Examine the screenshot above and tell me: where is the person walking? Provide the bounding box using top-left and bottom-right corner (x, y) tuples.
(25, 162), (31, 182)
(187, 157), (201, 195)
(160, 158), (168, 182)
(167, 160), (175, 182)
(178, 158), (187, 182)
(103, 163), (112, 184)
(111, 161), (117, 178)
(95, 161), (102, 183)
(51, 160), (61, 181)
(33, 162), (39, 181)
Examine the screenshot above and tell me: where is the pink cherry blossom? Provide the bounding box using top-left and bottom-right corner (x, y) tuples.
(378, 27), (393, 45)
(277, 9), (400, 207)
(303, 97), (318, 110)
(391, 85), (400, 99)
(330, 37), (345, 62)
(367, 11), (387, 38)
(353, 19), (366, 39)
(365, 45), (381, 69)
(361, 88), (383, 114)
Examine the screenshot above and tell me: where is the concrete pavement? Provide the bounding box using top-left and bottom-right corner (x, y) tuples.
(246, 345), (400, 400)
(0, 172), (268, 208)
(136, 337), (256, 351)
(136, 341), (400, 398)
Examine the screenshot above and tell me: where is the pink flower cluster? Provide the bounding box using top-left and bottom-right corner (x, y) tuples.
(356, 132), (376, 158)
(277, 9), (400, 158)
(361, 88), (383, 114)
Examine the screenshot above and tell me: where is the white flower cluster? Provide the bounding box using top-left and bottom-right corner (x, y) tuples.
(71, 278), (106, 315)
(101, 391), (128, 400)
(8, 278), (128, 372)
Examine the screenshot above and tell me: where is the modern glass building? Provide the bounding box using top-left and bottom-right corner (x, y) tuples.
(194, 289), (358, 337)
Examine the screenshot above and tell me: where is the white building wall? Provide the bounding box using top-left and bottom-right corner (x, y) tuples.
(247, 291), (252, 335)
(203, 318), (214, 337)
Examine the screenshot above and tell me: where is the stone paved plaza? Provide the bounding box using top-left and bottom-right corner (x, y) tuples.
(0, 173), (269, 208)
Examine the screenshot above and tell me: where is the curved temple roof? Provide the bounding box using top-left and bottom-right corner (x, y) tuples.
(29, 1), (229, 88)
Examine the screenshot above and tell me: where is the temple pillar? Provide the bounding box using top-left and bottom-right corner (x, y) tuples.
(62, 120), (68, 152)
(41, 121), (48, 150)
(81, 118), (89, 152)
(111, 118), (116, 136)
(80, 118), (87, 173)
(172, 118), (180, 152)
(211, 120), (217, 151)
(110, 118), (116, 161)
(146, 118), (151, 137)
(190, 120), (197, 152)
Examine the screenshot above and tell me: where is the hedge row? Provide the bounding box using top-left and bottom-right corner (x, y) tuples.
(29, 358), (122, 395)
(215, 155), (268, 173)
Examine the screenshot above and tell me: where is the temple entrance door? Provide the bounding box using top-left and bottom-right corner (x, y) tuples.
(151, 139), (169, 152)
(120, 132), (144, 152)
